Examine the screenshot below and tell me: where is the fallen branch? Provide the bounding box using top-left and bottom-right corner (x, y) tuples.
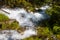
(0, 8), (10, 14)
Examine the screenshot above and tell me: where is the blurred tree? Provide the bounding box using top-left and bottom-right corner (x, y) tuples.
(45, 0), (60, 35)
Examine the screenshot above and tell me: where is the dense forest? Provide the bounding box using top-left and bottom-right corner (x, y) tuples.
(0, 0), (60, 40)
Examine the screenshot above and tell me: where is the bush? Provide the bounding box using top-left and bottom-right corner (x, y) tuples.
(53, 26), (60, 34)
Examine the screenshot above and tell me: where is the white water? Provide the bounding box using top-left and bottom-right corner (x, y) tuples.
(0, 5), (49, 40)
(1, 5), (49, 27)
(0, 30), (36, 40)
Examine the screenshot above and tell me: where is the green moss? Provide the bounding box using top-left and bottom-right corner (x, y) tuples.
(0, 13), (9, 22)
(9, 21), (20, 30)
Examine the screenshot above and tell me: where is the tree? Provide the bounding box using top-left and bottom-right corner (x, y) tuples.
(45, 0), (60, 35)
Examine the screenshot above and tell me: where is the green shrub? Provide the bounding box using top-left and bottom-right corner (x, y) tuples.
(53, 26), (60, 34)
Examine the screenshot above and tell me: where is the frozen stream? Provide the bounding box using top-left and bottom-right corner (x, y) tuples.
(0, 5), (49, 40)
